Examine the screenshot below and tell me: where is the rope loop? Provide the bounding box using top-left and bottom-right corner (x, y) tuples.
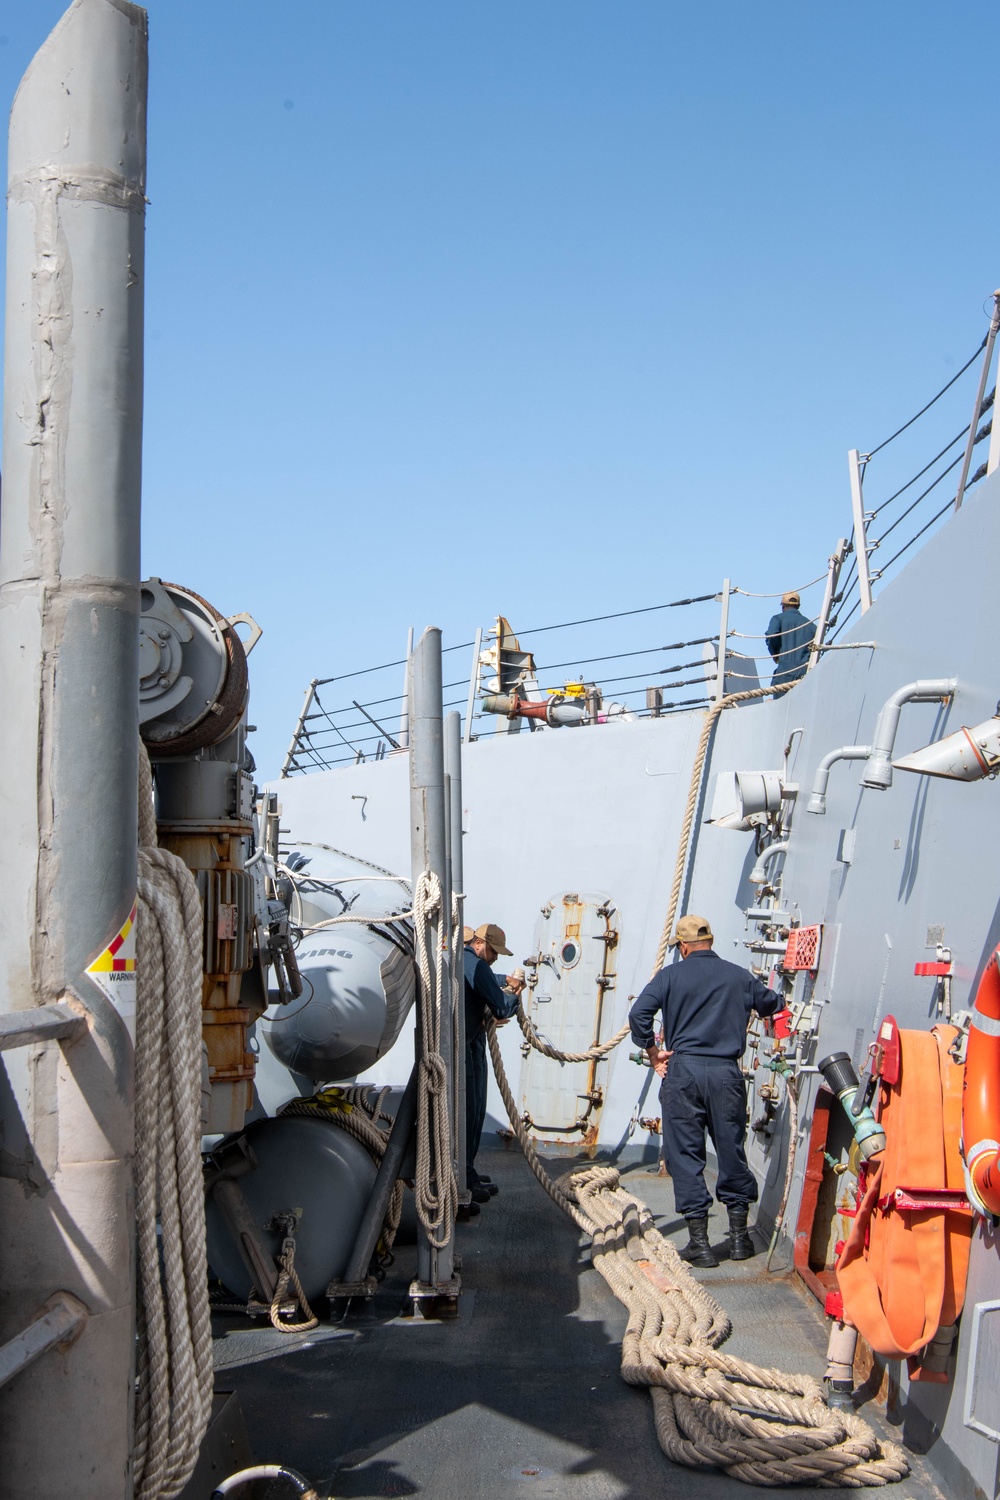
(411, 870), (459, 1250)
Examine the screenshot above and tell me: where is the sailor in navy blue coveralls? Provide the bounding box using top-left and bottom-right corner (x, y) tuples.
(463, 923), (522, 1204)
(629, 914), (782, 1265)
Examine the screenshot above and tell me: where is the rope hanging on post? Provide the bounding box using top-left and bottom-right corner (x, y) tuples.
(411, 870), (459, 1248)
(133, 745), (214, 1500)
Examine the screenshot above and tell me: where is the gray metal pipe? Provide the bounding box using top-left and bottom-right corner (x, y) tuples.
(444, 712), (468, 1200)
(0, 2), (147, 1493)
(806, 746), (872, 815)
(409, 629), (457, 1290)
(749, 840), (789, 887)
(861, 678), (956, 790)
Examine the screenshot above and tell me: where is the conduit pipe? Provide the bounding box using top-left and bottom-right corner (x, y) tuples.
(749, 840), (789, 887)
(806, 747), (872, 815)
(861, 679), (956, 790)
(0, 4), (147, 1495)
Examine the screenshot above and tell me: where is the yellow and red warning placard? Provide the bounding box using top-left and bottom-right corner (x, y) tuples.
(86, 901), (137, 1036)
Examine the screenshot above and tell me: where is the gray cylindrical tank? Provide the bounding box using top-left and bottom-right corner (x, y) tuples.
(206, 1115), (377, 1304)
(260, 843), (415, 1082)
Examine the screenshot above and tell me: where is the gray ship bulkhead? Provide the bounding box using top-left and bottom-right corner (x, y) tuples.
(273, 468), (1000, 1499)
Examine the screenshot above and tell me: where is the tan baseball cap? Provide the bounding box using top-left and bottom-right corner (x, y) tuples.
(670, 914), (714, 947)
(474, 922), (512, 956)
(781, 591), (800, 608)
(463, 925), (474, 944)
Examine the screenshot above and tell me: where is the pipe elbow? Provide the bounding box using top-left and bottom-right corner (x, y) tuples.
(863, 679), (957, 790)
(749, 840), (789, 885)
(807, 746), (872, 815)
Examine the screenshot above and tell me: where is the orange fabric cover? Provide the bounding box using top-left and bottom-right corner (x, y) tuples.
(836, 1026), (972, 1382)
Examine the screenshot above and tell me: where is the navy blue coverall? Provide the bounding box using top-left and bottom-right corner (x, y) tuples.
(765, 606), (815, 687)
(463, 945), (518, 1184)
(628, 950), (782, 1218)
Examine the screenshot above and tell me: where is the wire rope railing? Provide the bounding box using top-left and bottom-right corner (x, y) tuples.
(826, 295), (1000, 643)
(280, 295), (1000, 772)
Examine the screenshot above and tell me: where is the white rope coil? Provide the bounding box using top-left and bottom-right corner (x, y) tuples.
(133, 746), (214, 1500)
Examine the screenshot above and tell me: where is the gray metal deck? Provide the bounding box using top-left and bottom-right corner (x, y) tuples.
(211, 1143), (946, 1499)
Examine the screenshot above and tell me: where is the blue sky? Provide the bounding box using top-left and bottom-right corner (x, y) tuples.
(2, 2), (998, 776)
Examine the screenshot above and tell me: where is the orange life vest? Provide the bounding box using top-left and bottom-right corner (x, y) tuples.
(836, 1025), (973, 1383)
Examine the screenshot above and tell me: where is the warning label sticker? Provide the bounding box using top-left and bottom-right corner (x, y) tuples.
(86, 902), (137, 1038)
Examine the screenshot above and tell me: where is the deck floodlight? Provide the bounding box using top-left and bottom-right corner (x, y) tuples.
(707, 771), (784, 831)
(736, 771), (783, 818)
(893, 707), (1000, 782)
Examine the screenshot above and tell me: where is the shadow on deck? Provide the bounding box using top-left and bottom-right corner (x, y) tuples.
(210, 1142), (945, 1500)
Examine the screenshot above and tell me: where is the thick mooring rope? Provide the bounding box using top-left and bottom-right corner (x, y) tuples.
(134, 747), (214, 1500)
(651, 682), (793, 973)
(486, 1022), (907, 1486)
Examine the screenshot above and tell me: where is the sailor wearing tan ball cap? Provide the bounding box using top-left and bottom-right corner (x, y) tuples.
(628, 913), (783, 1268)
(463, 922), (525, 1204)
(765, 589), (815, 690)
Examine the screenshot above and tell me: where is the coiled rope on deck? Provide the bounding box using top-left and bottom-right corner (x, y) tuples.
(134, 746), (214, 1500)
(486, 1022), (907, 1487)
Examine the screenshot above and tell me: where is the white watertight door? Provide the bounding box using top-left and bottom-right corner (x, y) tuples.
(517, 893), (620, 1153)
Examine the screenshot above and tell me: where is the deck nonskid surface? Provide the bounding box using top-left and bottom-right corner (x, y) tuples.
(212, 1144), (944, 1500)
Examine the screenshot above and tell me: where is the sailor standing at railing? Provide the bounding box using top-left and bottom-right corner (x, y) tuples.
(628, 914), (784, 1268)
(765, 589), (815, 689)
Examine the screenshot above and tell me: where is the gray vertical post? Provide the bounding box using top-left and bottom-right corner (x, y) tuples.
(847, 450), (874, 613)
(956, 291), (1000, 511)
(0, 3), (147, 1496)
(464, 626), (483, 744)
(808, 538), (848, 670)
(280, 677), (318, 777)
(409, 628), (457, 1290)
(444, 712), (468, 1200)
(714, 579), (731, 701)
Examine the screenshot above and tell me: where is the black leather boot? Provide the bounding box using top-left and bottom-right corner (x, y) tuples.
(727, 1206), (756, 1260)
(678, 1216), (719, 1268)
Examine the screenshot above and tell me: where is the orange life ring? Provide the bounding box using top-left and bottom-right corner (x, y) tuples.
(963, 944), (1000, 1215)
